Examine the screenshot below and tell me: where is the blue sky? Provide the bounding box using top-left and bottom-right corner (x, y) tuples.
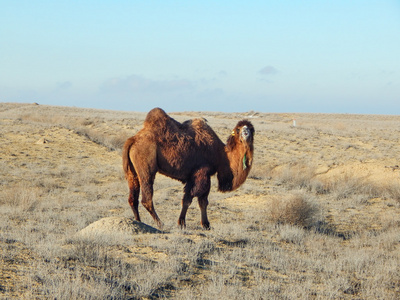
(1, 1), (399, 114)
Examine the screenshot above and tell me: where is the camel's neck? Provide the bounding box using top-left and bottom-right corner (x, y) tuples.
(217, 143), (253, 192)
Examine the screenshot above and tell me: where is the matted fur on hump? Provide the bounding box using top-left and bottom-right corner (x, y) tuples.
(143, 108), (219, 146)
(143, 108), (180, 133)
(181, 118), (218, 146)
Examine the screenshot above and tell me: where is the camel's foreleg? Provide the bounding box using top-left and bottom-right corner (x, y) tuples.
(198, 196), (210, 230)
(194, 168), (211, 229)
(180, 167), (211, 229)
(178, 192), (193, 229)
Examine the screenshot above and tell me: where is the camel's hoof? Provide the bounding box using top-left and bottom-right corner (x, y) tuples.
(202, 222), (211, 230)
(178, 219), (186, 229)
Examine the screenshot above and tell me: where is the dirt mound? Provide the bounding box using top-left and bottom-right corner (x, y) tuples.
(78, 217), (162, 236)
(35, 138), (49, 144)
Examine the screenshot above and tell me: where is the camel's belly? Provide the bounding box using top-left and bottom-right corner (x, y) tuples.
(157, 151), (216, 182)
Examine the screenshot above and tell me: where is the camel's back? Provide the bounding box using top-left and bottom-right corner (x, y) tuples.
(181, 118), (219, 146)
(143, 108), (220, 147)
(141, 108), (225, 180)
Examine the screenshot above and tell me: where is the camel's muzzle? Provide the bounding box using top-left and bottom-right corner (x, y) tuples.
(241, 125), (251, 141)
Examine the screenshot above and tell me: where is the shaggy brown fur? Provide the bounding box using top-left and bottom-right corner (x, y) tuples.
(122, 108), (254, 229)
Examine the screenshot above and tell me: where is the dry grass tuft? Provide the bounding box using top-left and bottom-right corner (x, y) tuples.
(273, 162), (318, 190)
(314, 172), (378, 200)
(0, 185), (40, 212)
(314, 172), (400, 202)
(15, 110), (130, 152)
(273, 162), (400, 204)
(384, 181), (400, 202)
(73, 127), (129, 152)
(269, 192), (320, 227)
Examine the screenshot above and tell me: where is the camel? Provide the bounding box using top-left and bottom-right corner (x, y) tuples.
(122, 108), (254, 229)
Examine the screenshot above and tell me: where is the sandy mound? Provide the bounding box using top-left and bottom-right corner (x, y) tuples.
(78, 217), (162, 236)
(35, 138), (49, 144)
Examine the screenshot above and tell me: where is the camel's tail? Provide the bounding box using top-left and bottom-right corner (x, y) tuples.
(122, 136), (136, 179)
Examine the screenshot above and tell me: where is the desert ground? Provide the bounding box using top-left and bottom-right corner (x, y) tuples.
(1, 102), (400, 299)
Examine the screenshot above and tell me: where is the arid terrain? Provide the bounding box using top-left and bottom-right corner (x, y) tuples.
(1, 102), (400, 299)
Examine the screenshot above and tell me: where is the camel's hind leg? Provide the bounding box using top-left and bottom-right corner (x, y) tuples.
(124, 136), (141, 222)
(140, 177), (163, 228)
(126, 170), (141, 222)
(128, 135), (163, 229)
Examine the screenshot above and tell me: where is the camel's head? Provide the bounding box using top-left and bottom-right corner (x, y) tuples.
(226, 120), (255, 150)
(220, 120), (255, 192)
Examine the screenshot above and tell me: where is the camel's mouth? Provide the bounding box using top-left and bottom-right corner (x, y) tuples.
(241, 125), (252, 142)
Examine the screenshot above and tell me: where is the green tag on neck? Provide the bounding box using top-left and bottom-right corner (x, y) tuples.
(243, 153), (247, 170)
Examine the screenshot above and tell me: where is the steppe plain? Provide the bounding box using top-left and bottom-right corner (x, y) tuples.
(1, 102), (400, 299)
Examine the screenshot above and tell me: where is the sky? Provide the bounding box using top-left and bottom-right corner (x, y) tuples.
(1, 1), (400, 114)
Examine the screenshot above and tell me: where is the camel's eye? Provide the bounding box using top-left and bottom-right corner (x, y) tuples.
(236, 128), (240, 134)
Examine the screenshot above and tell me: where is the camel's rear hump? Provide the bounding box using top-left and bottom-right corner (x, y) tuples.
(144, 108), (181, 134)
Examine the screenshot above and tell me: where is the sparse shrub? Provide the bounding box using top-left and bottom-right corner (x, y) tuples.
(248, 163), (276, 180)
(53, 236), (182, 299)
(15, 110), (129, 152)
(73, 127), (128, 151)
(0, 184), (40, 211)
(314, 172), (396, 201)
(324, 172), (376, 200)
(278, 224), (306, 244)
(385, 181), (400, 202)
(269, 192), (320, 227)
(274, 162), (317, 190)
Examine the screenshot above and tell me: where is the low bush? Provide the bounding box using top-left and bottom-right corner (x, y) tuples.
(269, 192), (320, 227)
